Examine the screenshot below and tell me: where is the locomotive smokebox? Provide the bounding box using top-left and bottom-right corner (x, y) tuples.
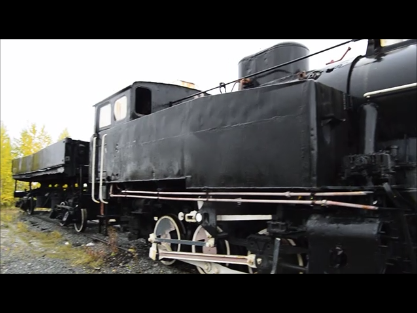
(238, 42), (309, 90)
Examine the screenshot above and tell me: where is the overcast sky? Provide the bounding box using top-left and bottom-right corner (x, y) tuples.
(1, 39), (368, 142)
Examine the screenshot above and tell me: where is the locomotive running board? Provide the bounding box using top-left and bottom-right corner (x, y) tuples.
(149, 243), (256, 270)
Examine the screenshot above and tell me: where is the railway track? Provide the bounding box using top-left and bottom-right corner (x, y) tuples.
(88, 234), (133, 253)
(18, 209), (196, 274)
(24, 210), (143, 253)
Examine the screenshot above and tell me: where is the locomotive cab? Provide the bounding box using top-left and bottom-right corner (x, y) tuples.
(96, 85), (153, 130)
(94, 81), (207, 132)
(95, 85), (146, 133)
(90, 81), (208, 222)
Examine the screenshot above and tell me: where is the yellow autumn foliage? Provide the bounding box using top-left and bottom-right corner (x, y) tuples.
(1, 122), (71, 206)
(57, 128), (71, 142)
(1, 122), (15, 206)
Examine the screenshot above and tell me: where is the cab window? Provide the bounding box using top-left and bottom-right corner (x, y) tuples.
(99, 103), (111, 128)
(135, 87), (152, 116)
(114, 95), (127, 121)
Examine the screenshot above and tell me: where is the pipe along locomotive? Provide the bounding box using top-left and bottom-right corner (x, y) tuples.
(12, 39), (417, 274)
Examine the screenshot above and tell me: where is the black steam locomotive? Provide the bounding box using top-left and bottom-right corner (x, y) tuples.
(12, 39), (417, 274)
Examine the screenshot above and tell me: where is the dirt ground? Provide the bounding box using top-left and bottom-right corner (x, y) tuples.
(0, 207), (197, 274)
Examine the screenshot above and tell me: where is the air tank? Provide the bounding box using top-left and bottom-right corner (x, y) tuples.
(238, 42), (310, 90)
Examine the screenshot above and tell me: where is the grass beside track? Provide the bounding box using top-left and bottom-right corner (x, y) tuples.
(1, 207), (106, 269)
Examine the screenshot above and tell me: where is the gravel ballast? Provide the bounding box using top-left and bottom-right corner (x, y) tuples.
(1, 208), (197, 274)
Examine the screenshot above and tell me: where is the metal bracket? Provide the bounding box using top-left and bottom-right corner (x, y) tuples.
(270, 238), (281, 274)
(199, 206), (218, 237)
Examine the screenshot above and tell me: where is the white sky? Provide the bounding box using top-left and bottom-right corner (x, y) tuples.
(1, 39), (368, 142)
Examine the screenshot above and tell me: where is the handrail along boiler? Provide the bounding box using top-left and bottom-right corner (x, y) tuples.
(12, 39), (417, 274)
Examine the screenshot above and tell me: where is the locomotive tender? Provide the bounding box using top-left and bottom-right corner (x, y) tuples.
(11, 138), (100, 232)
(12, 39), (417, 274)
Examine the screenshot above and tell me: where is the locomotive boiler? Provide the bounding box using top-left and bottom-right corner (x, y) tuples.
(12, 39), (417, 274)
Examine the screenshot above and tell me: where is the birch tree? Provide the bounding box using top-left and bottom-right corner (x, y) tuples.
(13, 123), (52, 158)
(0, 122), (15, 206)
(12, 123), (53, 190)
(57, 128), (70, 141)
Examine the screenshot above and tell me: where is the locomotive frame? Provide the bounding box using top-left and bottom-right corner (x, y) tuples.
(12, 39), (417, 274)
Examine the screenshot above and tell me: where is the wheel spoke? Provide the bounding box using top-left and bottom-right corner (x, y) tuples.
(192, 226), (230, 274)
(153, 216), (182, 266)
